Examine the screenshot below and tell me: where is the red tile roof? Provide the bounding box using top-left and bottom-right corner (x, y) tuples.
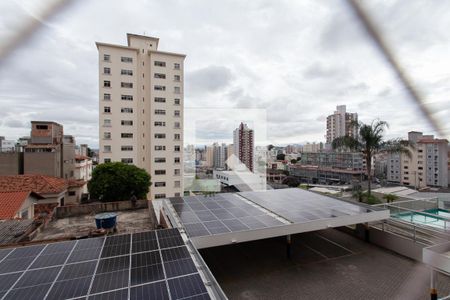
(75, 155), (90, 161)
(67, 179), (86, 188)
(0, 175), (68, 194)
(0, 191), (43, 219)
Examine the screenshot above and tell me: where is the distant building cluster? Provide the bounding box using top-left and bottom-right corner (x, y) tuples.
(0, 121), (93, 210)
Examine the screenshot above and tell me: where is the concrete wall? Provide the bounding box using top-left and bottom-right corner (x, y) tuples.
(369, 227), (426, 261)
(54, 199), (148, 218)
(0, 152), (22, 175)
(24, 151), (61, 177)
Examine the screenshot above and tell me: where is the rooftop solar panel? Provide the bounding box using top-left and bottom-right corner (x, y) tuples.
(0, 228), (216, 300)
(165, 189), (389, 249)
(167, 193), (285, 239)
(238, 188), (373, 223)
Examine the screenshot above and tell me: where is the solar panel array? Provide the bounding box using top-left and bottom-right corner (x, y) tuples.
(239, 188), (371, 223)
(169, 193), (285, 238)
(0, 228), (211, 300)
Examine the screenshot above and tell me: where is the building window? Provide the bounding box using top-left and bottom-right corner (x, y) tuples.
(104, 81), (111, 87)
(121, 82), (133, 88)
(174, 169), (180, 176)
(174, 134), (180, 140)
(155, 170), (166, 175)
(154, 85), (166, 91)
(174, 110), (180, 117)
(155, 157), (166, 163)
(155, 97), (166, 103)
(154, 73), (166, 79)
(104, 158), (111, 163)
(121, 158), (133, 164)
(103, 132), (111, 139)
(121, 145), (133, 151)
(155, 134), (166, 139)
(155, 146), (166, 151)
(174, 98), (180, 105)
(154, 121), (166, 127)
(121, 108), (133, 113)
(103, 119), (111, 127)
(174, 157), (180, 164)
(104, 67), (111, 74)
(121, 95), (133, 101)
(174, 122), (180, 129)
(174, 145), (180, 152)
(174, 181), (180, 188)
(104, 107), (111, 113)
(155, 194), (166, 199)
(121, 120), (133, 126)
(103, 145), (111, 152)
(155, 109), (166, 115)
(121, 69), (133, 75)
(36, 125), (48, 130)
(121, 133), (133, 138)
(174, 63), (180, 70)
(103, 54), (110, 61)
(155, 182), (166, 187)
(174, 87), (181, 94)
(174, 75), (180, 81)
(121, 56), (133, 63)
(104, 93), (111, 100)
(154, 61), (166, 67)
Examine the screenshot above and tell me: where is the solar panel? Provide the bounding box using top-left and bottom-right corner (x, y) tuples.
(0, 228), (213, 300)
(238, 188), (372, 223)
(168, 193), (285, 238)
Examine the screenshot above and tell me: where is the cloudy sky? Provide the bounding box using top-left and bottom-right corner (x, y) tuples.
(1, 0), (449, 148)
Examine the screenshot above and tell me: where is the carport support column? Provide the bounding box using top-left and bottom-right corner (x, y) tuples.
(430, 268), (437, 300)
(286, 235), (292, 259)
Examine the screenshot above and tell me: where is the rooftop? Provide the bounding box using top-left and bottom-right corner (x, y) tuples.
(33, 208), (154, 241)
(0, 175), (68, 194)
(0, 191), (42, 219)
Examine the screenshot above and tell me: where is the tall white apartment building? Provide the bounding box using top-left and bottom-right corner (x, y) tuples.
(233, 122), (254, 172)
(325, 105), (358, 149)
(387, 131), (448, 188)
(96, 33), (185, 199)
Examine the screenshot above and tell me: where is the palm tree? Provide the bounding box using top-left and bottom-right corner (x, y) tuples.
(332, 120), (412, 196)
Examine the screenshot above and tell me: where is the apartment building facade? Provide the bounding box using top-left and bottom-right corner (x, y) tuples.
(387, 131), (449, 188)
(233, 122), (254, 172)
(325, 105), (358, 149)
(96, 34), (185, 199)
(290, 152), (365, 184)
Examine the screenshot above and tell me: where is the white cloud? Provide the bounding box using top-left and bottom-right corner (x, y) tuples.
(0, 0), (449, 148)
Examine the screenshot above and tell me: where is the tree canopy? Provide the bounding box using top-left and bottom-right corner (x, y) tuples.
(332, 120), (411, 195)
(276, 153), (286, 161)
(88, 162), (151, 202)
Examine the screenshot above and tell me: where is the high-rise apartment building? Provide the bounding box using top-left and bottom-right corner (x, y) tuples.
(325, 105), (358, 148)
(96, 33), (185, 199)
(387, 131), (448, 188)
(212, 143), (227, 169)
(233, 122), (254, 172)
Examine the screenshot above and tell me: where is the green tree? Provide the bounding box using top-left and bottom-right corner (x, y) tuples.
(383, 193), (398, 203)
(88, 162), (151, 202)
(267, 144), (274, 151)
(282, 176), (300, 187)
(276, 153), (286, 161)
(332, 120), (411, 196)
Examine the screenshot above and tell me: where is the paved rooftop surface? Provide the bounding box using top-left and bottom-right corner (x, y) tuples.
(200, 229), (450, 300)
(34, 209), (154, 241)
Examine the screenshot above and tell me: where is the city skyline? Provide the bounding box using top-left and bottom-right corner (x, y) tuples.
(1, 1), (450, 148)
